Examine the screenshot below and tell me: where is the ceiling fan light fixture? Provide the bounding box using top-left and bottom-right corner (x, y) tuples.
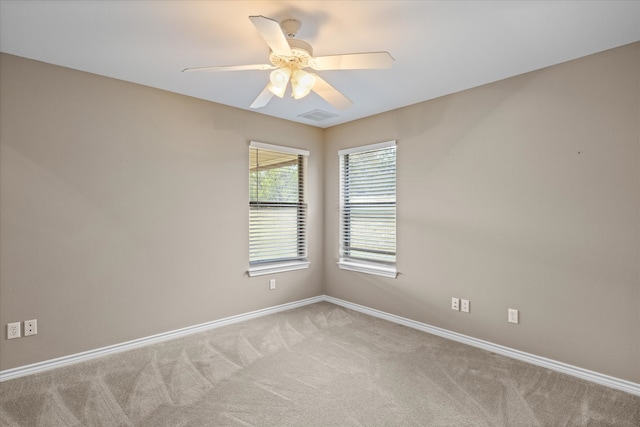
(269, 67), (291, 87)
(291, 69), (317, 100)
(268, 83), (287, 98)
(268, 68), (291, 97)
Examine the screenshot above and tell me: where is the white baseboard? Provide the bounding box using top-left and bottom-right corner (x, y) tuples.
(0, 296), (324, 382)
(2, 294), (639, 397)
(324, 295), (640, 397)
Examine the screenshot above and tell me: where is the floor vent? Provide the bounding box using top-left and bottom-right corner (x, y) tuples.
(298, 109), (338, 122)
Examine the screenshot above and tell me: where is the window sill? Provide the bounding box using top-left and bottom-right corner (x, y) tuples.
(248, 261), (310, 277)
(337, 259), (398, 278)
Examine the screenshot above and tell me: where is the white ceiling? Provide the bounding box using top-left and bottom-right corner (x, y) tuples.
(1, 1), (639, 128)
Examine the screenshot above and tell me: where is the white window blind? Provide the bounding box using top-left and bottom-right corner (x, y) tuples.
(339, 141), (397, 278)
(249, 142), (309, 275)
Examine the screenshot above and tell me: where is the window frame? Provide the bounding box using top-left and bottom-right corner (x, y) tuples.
(338, 140), (397, 278)
(248, 141), (310, 277)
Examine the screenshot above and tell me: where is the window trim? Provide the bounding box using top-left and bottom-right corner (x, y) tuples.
(248, 260), (310, 277)
(248, 141), (310, 277)
(337, 259), (397, 278)
(250, 141), (309, 157)
(338, 140), (396, 156)
(338, 140), (397, 279)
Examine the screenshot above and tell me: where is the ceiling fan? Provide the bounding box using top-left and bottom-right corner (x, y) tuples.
(182, 15), (394, 110)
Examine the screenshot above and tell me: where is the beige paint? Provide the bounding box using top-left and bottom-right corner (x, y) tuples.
(0, 54), (324, 370)
(325, 42), (640, 383)
(1, 43), (639, 384)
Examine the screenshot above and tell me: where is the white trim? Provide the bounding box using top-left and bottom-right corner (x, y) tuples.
(2, 295), (639, 397)
(338, 139), (396, 156)
(323, 296), (640, 397)
(249, 141), (309, 156)
(248, 260), (310, 276)
(0, 296), (323, 382)
(338, 259), (397, 278)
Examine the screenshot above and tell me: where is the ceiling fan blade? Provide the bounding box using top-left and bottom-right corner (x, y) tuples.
(250, 83), (274, 109)
(309, 52), (394, 70)
(249, 15), (292, 57)
(182, 64), (275, 73)
(311, 74), (353, 110)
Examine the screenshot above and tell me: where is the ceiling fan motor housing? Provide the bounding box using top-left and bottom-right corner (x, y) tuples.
(269, 39), (313, 70)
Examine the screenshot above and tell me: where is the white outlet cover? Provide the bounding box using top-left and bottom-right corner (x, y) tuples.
(451, 297), (460, 311)
(508, 308), (519, 324)
(461, 299), (470, 313)
(7, 322), (21, 339)
(24, 319), (37, 336)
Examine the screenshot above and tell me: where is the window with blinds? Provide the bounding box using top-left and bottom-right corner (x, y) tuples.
(338, 141), (397, 278)
(249, 142), (309, 276)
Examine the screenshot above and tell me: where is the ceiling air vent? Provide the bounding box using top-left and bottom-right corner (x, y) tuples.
(298, 109), (338, 122)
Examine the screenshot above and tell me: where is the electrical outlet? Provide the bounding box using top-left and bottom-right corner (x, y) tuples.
(451, 297), (460, 311)
(7, 322), (20, 339)
(24, 319), (37, 336)
(508, 308), (519, 324)
(461, 299), (470, 313)
(269, 279), (276, 290)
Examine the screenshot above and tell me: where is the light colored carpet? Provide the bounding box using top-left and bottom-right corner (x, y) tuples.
(0, 302), (638, 426)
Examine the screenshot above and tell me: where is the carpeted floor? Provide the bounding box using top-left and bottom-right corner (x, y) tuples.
(0, 302), (638, 426)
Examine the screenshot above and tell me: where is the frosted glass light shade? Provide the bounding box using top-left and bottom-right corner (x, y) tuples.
(268, 83), (286, 97)
(270, 68), (291, 87)
(292, 70), (317, 99)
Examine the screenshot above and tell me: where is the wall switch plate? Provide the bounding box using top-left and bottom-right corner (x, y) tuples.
(269, 279), (276, 290)
(7, 322), (20, 339)
(24, 319), (37, 336)
(451, 297), (460, 311)
(461, 299), (470, 313)
(508, 308), (519, 324)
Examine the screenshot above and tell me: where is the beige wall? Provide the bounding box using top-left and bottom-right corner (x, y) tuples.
(2, 42), (639, 384)
(324, 42), (640, 383)
(0, 54), (324, 370)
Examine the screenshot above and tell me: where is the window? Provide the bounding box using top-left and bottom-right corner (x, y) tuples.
(339, 141), (397, 278)
(248, 141), (309, 276)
